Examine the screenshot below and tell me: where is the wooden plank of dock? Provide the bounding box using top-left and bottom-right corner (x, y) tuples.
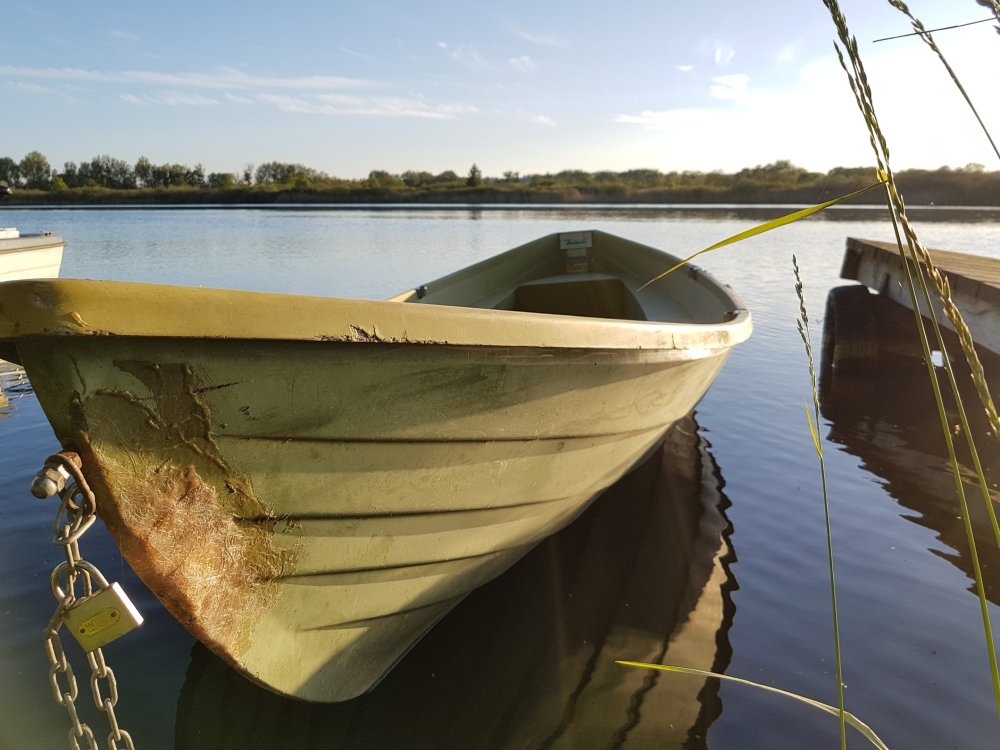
(841, 237), (1000, 356)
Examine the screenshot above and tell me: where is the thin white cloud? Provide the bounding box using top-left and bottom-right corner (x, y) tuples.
(0, 64), (476, 119)
(509, 56), (536, 72)
(774, 42), (800, 66)
(108, 29), (141, 45)
(710, 74), (750, 102)
(339, 46), (377, 62)
(698, 39), (734, 66)
(256, 94), (318, 113)
(121, 91), (220, 106)
(159, 92), (220, 106)
(0, 65), (374, 91)
(613, 111), (670, 128)
(445, 44), (490, 72)
(509, 27), (570, 50)
(395, 38), (419, 62)
(10, 80), (73, 98)
(258, 92), (477, 119)
(676, 64), (694, 73)
(13, 4), (60, 20)
(531, 114), (556, 127)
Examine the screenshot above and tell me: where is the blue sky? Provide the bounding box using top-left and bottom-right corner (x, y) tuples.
(3, 1), (999, 179)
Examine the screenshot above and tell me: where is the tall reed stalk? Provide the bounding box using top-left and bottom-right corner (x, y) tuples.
(795, 256), (846, 750)
(624, 6), (999, 745)
(821, 0), (1000, 722)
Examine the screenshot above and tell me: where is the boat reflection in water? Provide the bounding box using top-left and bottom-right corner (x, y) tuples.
(0, 361), (33, 418)
(175, 415), (737, 749)
(820, 285), (1000, 602)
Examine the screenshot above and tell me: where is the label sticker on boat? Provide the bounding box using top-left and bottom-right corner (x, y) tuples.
(561, 232), (592, 273)
(559, 231), (592, 250)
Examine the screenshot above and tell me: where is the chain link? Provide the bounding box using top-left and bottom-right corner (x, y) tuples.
(45, 610), (78, 706)
(66, 704), (99, 750)
(36, 452), (139, 750)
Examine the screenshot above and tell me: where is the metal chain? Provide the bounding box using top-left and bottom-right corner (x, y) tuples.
(44, 606), (99, 750)
(88, 648), (135, 750)
(36, 452), (138, 750)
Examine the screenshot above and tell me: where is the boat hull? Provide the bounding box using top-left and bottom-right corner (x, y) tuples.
(0, 234), (64, 282)
(19, 334), (730, 700)
(2, 229), (750, 701)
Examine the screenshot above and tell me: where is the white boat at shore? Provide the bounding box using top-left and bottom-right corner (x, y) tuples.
(0, 229), (65, 282)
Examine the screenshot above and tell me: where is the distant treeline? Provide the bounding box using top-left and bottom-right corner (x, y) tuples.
(1, 152), (999, 206)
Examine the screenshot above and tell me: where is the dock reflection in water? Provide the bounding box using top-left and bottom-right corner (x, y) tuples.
(820, 286), (1000, 602)
(175, 415), (737, 749)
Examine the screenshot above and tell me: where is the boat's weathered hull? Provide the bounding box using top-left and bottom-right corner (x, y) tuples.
(19, 334), (730, 700)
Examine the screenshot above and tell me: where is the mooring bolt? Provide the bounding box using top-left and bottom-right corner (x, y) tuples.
(30, 451), (82, 499)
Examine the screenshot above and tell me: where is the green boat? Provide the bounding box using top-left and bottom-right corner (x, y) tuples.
(0, 230), (750, 701)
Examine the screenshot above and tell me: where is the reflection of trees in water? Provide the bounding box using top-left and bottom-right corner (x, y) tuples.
(175, 415), (738, 749)
(820, 286), (1000, 602)
(478, 206), (1000, 227)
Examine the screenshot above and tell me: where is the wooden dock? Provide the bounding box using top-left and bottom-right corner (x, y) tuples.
(841, 237), (1000, 356)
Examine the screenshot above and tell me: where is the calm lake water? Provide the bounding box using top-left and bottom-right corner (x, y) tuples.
(1, 205), (998, 749)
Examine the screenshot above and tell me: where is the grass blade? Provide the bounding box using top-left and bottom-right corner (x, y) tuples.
(615, 662), (890, 749)
(805, 401), (822, 457)
(795, 256), (847, 749)
(637, 179), (885, 290)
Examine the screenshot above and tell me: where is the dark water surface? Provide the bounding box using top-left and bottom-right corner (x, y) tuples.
(0, 206), (998, 749)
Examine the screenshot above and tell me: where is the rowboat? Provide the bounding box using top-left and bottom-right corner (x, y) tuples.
(0, 229), (750, 702)
(0, 229), (65, 282)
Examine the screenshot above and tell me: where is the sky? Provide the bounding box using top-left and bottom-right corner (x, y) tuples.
(3, 1), (999, 180)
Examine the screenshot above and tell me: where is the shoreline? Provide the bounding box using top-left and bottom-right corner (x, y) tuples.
(1, 183), (998, 208)
(3, 202), (999, 213)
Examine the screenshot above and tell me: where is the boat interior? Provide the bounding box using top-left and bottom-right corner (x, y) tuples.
(390, 230), (737, 326)
(511, 274), (647, 321)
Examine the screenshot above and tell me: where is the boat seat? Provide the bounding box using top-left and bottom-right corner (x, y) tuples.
(512, 273), (647, 321)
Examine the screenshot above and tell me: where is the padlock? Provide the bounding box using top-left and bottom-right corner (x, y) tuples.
(52, 561), (144, 651)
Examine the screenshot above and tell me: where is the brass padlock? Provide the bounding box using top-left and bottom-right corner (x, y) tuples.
(52, 562), (144, 651)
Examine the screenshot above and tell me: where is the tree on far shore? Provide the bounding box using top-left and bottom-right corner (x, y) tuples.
(0, 157), (19, 186)
(19, 151), (51, 189)
(466, 163), (483, 188)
